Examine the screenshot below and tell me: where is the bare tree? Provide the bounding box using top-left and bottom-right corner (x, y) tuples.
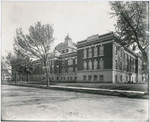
(14, 21), (54, 87)
(109, 1), (149, 62)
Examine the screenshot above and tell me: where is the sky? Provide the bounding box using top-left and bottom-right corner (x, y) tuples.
(1, 1), (117, 56)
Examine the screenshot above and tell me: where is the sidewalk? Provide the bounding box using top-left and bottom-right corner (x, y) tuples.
(49, 85), (148, 98)
(3, 82), (148, 99)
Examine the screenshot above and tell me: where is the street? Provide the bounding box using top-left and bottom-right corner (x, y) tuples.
(1, 85), (148, 121)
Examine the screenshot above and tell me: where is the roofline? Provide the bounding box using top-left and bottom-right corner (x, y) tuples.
(77, 32), (114, 44)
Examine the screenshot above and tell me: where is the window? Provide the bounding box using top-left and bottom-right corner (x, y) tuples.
(121, 49), (123, 57)
(75, 58), (77, 64)
(66, 68), (68, 73)
(124, 54), (127, 71)
(83, 49), (87, 59)
(49, 61), (51, 66)
(52, 77), (54, 80)
(126, 76), (128, 81)
(120, 75), (122, 82)
(89, 48), (92, 58)
(52, 66), (54, 74)
(83, 75), (86, 81)
(62, 68), (65, 74)
(115, 60), (117, 69)
(68, 67), (73, 73)
(68, 59), (73, 65)
(62, 50), (64, 53)
(133, 59), (135, 72)
(56, 66), (59, 74)
(94, 75), (97, 81)
(115, 45), (117, 55)
(75, 67), (77, 72)
(50, 60), (52, 66)
(75, 76), (77, 80)
(64, 77), (65, 80)
(47, 61), (49, 66)
(62, 59), (65, 66)
(52, 60), (54, 66)
(120, 62), (122, 70)
(61, 77), (63, 80)
(115, 75), (117, 82)
(99, 75), (103, 82)
(84, 61), (87, 70)
(70, 76), (72, 80)
(99, 46), (104, 56)
(88, 60), (92, 70)
(94, 60), (97, 70)
(57, 77), (59, 81)
(66, 49), (68, 53)
(88, 75), (92, 81)
(56, 60), (59, 65)
(68, 77), (69, 80)
(94, 47), (98, 57)
(99, 59), (104, 69)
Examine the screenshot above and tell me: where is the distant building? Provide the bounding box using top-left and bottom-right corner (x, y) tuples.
(11, 32), (144, 83)
(1, 68), (11, 81)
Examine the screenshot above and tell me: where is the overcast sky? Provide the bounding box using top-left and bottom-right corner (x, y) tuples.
(2, 1), (117, 56)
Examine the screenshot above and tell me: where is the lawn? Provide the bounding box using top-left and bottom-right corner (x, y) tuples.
(5, 80), (148, 93)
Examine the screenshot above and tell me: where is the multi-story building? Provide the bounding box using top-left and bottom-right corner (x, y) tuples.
(77, 32), (143, 83)
(11, 32), (143, 83)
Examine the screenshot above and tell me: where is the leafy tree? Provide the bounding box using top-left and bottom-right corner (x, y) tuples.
(1, 52), (16, 82)
(14, 22), (54, 87)
(10, 56), (23, 84)
(1, 52), (15, 70)
(1, 56), (7, 69)
(109, 1), (149, 62)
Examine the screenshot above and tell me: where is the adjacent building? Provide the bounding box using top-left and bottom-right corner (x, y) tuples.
(1, 68), (11, 81)
(11, 32), (143, 83)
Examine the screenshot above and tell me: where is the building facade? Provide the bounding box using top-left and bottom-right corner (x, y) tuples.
(1, 68), (11, 81)
(11, 32), (143, 83)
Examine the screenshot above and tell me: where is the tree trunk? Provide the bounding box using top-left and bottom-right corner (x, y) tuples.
(27, 73), (29, 82)
(46, 71), (49, 87)
(20, 73), (22, 82)
(15, 72), (17, 85)
(44, 60), (49, 87)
